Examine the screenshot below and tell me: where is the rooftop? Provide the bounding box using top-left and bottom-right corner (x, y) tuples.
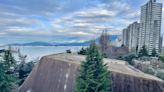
(46, 53), (163, 82)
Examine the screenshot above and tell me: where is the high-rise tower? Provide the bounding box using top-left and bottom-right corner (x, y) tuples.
(138, 0), (163, 54)
(122, 22), (140, 51)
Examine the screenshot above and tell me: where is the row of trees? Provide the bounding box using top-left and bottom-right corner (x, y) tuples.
(118, 45), (158, 65)
(138, 45), (157, 57)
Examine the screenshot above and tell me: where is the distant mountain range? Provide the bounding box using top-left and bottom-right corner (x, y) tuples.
(9, 41), (91, 46)
(8, 35), (119, 46)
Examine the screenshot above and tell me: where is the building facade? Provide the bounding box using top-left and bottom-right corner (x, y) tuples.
(138, 0), (163, 54)
(123, 29), (128, 46)
(123, 0), (163, 54)
(123, 22), (140, 52)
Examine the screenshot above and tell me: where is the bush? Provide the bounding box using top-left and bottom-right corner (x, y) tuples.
(15, 61), (35, 85)
(144, 67), (155, 75)
(156, 71), (164, 80)
(159, 56), (164, 63)
(118, 54), (136, 65)
(77, 47), (88, 55)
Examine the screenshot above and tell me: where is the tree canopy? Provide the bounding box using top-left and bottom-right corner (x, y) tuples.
(138, 45), (149, 57)
(0, 50), (16, 92)
(75, 42), (112, 92)
(151, 48), (157, 57)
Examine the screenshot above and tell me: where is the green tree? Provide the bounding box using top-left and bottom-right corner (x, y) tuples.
(75, 42), (111, 92)
(151, 48), (157, 57)
(78, 47), (88, 55)
(15, 61), (34, 85)
(121, 44), (125, 47)
(119, 54), (136, 65)
(15, 52), (35, 85)
(159, 56), (164, 63)
(0, 50), (16, 92)
(136, 45), (138, 54)
(138, 45), (148, 57)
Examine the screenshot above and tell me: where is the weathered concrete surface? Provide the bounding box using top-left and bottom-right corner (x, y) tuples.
(19, 53), (164, 92)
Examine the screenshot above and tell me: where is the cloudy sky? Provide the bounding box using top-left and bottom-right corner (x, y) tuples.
(0, 0), (163, 44)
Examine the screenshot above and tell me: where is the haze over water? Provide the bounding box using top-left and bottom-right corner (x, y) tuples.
(0, 46), (82, 62)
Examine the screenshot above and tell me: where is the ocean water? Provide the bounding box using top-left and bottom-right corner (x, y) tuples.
(1, 46), (82, 62)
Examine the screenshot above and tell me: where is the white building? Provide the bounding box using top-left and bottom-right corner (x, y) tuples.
(123, 22), (140, 52)
(123, 28), (129, 47)
(138, 0), (163, 54)
(123, 0), (163, 54)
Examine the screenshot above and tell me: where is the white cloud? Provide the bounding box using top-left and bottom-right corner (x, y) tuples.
(55, 30), (65, 33)
(72, 23), (92, 28)
(70, 31), (92, 36)
(1, 0), (154, 43)
(159, 0), (164, 3)
(0, 17), (41, 28)
(75, 8), (116, 18)
(114, 1), (129, 9)
(6, 27), (33, 33)
(0, 32), (7, 36)
(4, 26), (55, 37)
(14, 18), (39, 25)
(125, 10), (140, 19)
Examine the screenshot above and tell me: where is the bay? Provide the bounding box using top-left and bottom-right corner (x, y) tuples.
(0, 46), (82, 62)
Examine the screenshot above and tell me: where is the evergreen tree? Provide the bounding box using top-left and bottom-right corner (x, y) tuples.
(0, 50), (16, 92)
(138, 45), (148, 57)
(121, 44), (125, 47)
(75, 42), (111, 92)
(78, 47), (88, 55)
(3, 50), (16, 68)
(136, 45), (138, 54)
(15, 52), (34, 85)
(151, 48), (157, 57)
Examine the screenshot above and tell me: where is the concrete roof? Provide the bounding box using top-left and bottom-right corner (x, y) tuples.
(19, 53), (164, 92)
(46, 53), (163, 82)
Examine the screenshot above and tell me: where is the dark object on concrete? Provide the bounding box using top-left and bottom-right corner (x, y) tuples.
(19, 53), (164, 92)
(66, 49), (71, 53)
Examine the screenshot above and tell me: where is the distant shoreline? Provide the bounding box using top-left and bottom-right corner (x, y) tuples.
(1, 45), (86, 47)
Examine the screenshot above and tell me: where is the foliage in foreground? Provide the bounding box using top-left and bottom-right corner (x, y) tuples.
(15, 61), (35, 85)
(0, 49), (35, 92)
(15, 51), (35, 85)
(0, 50), (17, 92)
(75, 42), (112, 92)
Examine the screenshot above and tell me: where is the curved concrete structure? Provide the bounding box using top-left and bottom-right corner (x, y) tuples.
(19, 53), (164, 92)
